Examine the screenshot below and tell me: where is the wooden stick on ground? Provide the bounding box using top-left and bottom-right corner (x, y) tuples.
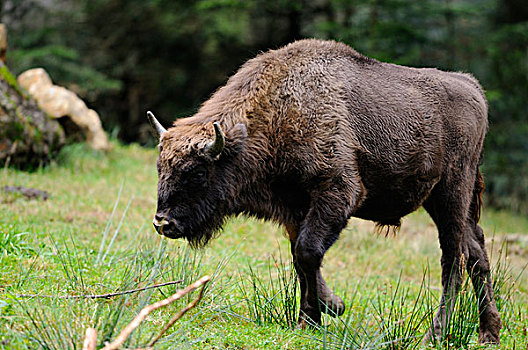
(82, 328), (97, 350)
(100, 275), (211, 350)
(17, 280), (183, 299)
(148, 277), (208, 347)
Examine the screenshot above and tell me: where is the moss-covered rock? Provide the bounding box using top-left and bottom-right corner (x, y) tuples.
(0, 62), (65, 169)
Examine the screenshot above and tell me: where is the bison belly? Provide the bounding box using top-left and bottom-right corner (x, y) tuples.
(351, 143), (442, 225)
(352, 175), (438, 225)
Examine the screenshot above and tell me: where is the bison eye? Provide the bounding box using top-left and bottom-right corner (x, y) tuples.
(192, 169), (208, 183)
(180, 166), (208, 185)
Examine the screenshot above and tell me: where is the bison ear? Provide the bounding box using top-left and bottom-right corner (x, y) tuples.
(205, 122), (247, 159)
(225, 123), (247, 154)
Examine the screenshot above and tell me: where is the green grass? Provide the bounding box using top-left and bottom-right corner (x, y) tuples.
(1, 142), (527, 349)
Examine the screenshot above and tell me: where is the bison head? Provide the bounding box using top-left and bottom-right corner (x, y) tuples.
(147, 111), (247, 248)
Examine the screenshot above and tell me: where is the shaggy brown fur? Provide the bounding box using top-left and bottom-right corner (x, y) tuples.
(150, 39), (501, 344)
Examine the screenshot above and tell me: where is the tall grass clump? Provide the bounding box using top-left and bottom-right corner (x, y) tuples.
(301, 274), (434, 350)
(488, 243), (528, 348)
(238, 255), (298, 329)
(425, 281), (479, 349)
(490, 243), (526, 314)
(372, 272), (432, 349)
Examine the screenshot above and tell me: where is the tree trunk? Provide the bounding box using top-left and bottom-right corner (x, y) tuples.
(0, 61), (65, 169)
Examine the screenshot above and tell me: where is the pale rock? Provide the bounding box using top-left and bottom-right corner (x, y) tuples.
(17, 68), (111, 151)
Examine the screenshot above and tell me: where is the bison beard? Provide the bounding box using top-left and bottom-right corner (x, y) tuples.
(177, 188), (232, 250)
(148, 39), (502, 344)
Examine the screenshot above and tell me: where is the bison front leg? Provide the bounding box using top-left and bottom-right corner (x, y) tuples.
(286, 224), (345, 324)
(291, 191), (351, 327)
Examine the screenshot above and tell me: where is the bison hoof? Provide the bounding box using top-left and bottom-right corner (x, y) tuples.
(295, 318), (308, 330)
(421, 330), (432, 345)
(296, 308), (321, 329)
(479, 329), (500, 345)
(422, 326), (442, 345)
(320, 294), (345, 317)
(479, 309), (501, 345)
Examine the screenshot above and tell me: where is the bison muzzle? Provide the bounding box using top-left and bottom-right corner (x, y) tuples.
(147, 39), (501, 344)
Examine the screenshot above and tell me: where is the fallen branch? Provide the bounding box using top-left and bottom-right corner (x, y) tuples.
(82, 328), (97, 350)
(148, 277), (208, 347)
(17, 280), (183, 299)
(100, 275), (211, 350)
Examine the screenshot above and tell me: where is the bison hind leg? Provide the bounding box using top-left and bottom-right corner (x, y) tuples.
(374, 219), (401, 237)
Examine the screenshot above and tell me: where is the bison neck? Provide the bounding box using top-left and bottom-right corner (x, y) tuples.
(232, 172), (311, 226)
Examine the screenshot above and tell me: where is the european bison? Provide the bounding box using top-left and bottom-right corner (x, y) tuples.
(147, 39), (501, 344)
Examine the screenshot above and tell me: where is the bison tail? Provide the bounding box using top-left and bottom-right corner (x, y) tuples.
(471, 169), (485, 224)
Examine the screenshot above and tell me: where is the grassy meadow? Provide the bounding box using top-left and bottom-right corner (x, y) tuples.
(0, 142), (527, 349)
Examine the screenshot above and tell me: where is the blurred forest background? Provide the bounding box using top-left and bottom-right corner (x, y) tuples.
(1, 0), (527, 213)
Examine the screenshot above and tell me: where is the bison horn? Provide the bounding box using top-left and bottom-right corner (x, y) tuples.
(207, 122), (225, 157)
(146, 111), (167, 140)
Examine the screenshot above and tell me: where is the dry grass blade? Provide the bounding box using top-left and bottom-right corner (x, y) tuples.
(100, 275), (211, 350)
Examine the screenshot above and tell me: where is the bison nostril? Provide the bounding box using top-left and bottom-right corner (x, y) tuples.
(152, 214), (182, 236)
(153, 214), (169, 227)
